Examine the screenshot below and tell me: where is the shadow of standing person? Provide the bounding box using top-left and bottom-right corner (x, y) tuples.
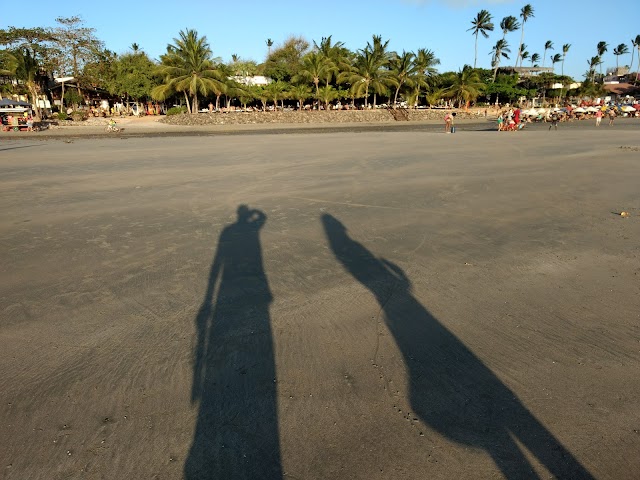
(185, 205), (282, 480)
(322, 214), (594, 480)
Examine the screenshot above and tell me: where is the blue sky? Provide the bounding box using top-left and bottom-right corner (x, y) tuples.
(3, 0), (639, 79)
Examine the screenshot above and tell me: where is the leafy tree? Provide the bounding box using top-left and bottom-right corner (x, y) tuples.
(263, 36), (309, 82)
(613, 43), (629, 71)
(0, 49), (17, 76)
(468, 10), (494, 69)
(109, 50), (157, 104)
(52, 16), (103, 77)
(11, 48), (51, 117)
(516, 4), (534, 67)
(153, 29), (225, 114)
(542, 40), (553, 68)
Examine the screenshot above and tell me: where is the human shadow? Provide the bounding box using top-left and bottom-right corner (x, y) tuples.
(322, 214), (593, 480)
(185, 206), (282, 480)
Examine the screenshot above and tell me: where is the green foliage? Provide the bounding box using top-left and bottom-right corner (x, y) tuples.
(64, 88), (83, 106)
(55, 110), (68, 120)
(263, 36), (309, 82)
(153, 29), (225, 113)
(109, 51), (157, 101)
(166, 106), (187, 115)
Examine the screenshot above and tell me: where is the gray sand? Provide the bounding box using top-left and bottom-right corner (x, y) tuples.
(1, 127), (639, 479)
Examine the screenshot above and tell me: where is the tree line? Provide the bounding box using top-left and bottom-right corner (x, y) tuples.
(1, 15), (638, 117)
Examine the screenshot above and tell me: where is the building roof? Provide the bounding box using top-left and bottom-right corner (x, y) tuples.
(603, 83), (640, 96)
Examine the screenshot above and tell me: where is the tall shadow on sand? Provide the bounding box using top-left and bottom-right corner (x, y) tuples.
(322, 214), (593, 480)
(185, 206), (281, 480)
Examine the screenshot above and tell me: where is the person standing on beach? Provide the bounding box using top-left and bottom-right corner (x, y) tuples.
(608, 109), (616, 126)
(549, 111), (559, 131)
(444, 112), (452, 133)
(595, 110), (602, 127)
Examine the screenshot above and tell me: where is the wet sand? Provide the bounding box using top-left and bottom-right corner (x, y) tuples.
(1, 127), (639, 479)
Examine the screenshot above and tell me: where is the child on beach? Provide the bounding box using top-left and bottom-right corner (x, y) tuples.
(595, 110), (602, 127)
(497, 113), (503, 131)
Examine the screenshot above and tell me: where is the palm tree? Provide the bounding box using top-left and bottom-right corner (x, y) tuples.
(542, 40), (553, 68)
(630, 37), (639, 76)
(265, 80), (287, 109)
(313, 35), (347, 87)
(131, 43), (140, 52)
(153, 29), (225, 114)
(468, 10), (494, 69)
(491, 39), (510, 81)
(294, 52), (328, 101)
(516, 4), (535, 67)
(596, 41), (608, 76)
(341, 48), (393, 108)
(14, 49), (43, 118)
(288, 84), (311, 110)
(499, 16), (520, 41)
(561, 44), (571, 76)
(364, 35), (393, 106)
(550, 53), (562, 73)
(519, 45), (529, 67)
(530, 53), (540, 67)
(445, 67), (484, 109)
(0, 50), (17, 76)
(389, 50), (416, 107)
(266, 38), (274, 57)
(317, 85), (338, 109)
(587, 56), (601, 82)
(634, 35), (640, 81)
(408, 48), (440, 107)
(613, 43), (629, 71)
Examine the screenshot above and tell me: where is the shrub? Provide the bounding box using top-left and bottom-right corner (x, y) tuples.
(71, 111), (87, 122)
(55, 111), (69, 121)
(166, 106), (187, 116)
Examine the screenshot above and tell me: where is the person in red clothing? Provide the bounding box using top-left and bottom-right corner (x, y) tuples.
(513, 106), (521, 125)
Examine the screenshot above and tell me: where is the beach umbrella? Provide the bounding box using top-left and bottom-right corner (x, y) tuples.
(537, 108), (547, 114)
(621, 106), (635, 112)
(586, 106), (599, 112)
(573, 107), (586, 113)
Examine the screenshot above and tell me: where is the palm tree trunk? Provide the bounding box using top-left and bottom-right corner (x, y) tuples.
(474, 32), (479, 69)
(183, 91), (191, 114)
(364, 85), (369, 107)
(216, 95), (221, 110)
(192, 93), (198, 114)
(373, 92), (377, 108)
(393, 84), (401, 107)
(542, 48), (546, 68)
(517, 24), (525, 67)
(630, 47), (635, 75)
